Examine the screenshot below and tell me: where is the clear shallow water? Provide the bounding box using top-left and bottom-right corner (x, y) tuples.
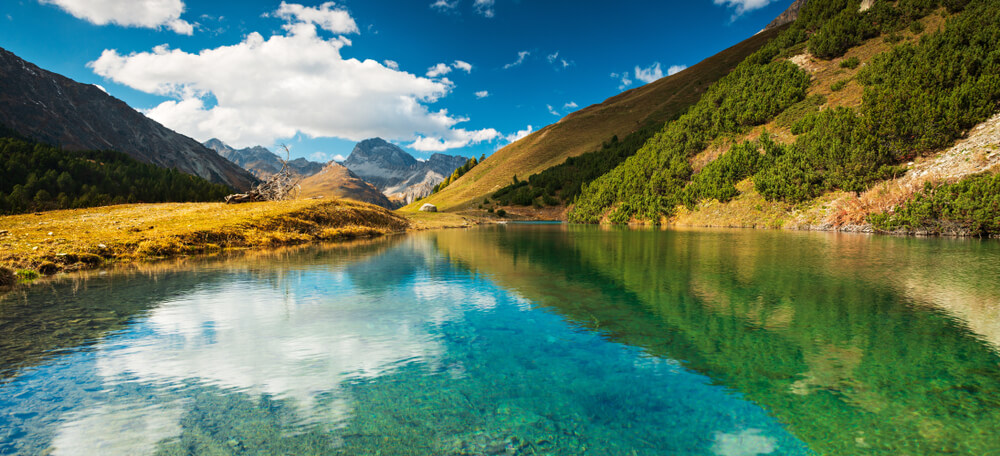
(1, 226), (1000, 455)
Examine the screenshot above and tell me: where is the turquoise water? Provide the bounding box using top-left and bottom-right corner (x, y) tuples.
(2, 225), (1000, 455)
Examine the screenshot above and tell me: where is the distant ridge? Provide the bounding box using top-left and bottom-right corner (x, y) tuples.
(297, 161), (397, 209)
(343, 138), (468, 204)
(0, 46), (255, 191)
(204, 139), (324, 179)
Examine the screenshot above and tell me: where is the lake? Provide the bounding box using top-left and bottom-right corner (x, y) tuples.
(2, 224), (1000, 455)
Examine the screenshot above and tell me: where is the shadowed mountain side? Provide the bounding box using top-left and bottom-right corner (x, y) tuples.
(406, 25), (788, 212)
(0, 47), (255, 191)
(298, 161), (397, 209)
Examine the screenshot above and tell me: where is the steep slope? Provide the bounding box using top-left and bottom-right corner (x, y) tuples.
(343, 138), (468, 203)
(297, 161), (396, 209)
(204, 139), (324, 179)
(405, 24), (788, 212)
(570, 0), (998, 233)
(0, 47), (255, 191)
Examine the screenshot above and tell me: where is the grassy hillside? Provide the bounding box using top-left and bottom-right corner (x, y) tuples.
(570, 0), (999, 233)
(404, 24), (788, 213)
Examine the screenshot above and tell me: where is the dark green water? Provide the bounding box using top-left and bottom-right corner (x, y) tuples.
(1, 225), (999, 455)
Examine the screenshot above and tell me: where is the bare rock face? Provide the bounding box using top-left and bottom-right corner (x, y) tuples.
(765, 0), (808, 31)
(343, 138), (468, 201)
(0, 46), (255, 191)
(420, 203), (438, 213)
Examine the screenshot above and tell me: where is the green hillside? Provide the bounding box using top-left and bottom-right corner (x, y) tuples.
(570, 0), (1000, 233)
(403, 24), (789, 213)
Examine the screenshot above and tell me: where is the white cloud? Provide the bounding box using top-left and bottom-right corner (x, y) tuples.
(635, 62), (664, 84)
(92, 83), (108, 93)
(333, 153), (346, 161)
(474, 0), (495, 17)
(91, 17), (494, 151)
(426, 63), (452, 78)
(563, 101), (578, 110)
(452, 60), (472, 73)
(546, 51), (572, 69)
(39, 0), (193, 34)
(503, 51), (529, 69)
(430, 0), (458, 11)
(547, 104), (560, 116)
(503, 125), (533, 145)
(713, 0), (776, 16)
(612, 71), (633, 90)
(274, 1), (358, 34)
(309, 151), (329, 161)
(411, 127), (500, 151)
(667, 64), (687, 76)
(475, 90), (489, 99)
(383, 59), (399, 70)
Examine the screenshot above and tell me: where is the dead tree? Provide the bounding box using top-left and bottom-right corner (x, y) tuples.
(225, 145), (302, 204)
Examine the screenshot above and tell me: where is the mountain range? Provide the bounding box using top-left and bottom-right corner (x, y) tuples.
(0, 46), (255, 191)
(339, 138), (468, 205)
(204, 139), (325, 179)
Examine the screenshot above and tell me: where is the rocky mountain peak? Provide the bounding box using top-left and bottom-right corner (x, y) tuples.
(345, 138), (417, 169)
(765, 0), (808, 31)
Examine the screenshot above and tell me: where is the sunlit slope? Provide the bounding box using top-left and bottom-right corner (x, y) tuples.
(404, 25), (787, 213)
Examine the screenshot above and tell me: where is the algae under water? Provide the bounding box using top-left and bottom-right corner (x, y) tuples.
(1, 224), (999, 455)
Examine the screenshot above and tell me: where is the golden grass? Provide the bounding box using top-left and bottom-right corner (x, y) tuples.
(0, 199), (410, 276)
(408, 25), (789, 213)
(397, 210), (480, 231)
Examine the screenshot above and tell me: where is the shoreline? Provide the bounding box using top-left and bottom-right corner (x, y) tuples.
(0, 200), (477, 285)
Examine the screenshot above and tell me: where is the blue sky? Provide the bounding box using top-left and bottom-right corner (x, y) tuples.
(0, 0), (791, 162)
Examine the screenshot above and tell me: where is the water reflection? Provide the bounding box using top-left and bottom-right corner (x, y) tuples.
(432, 225), (1000, 455)
(1, 225), (998, 455)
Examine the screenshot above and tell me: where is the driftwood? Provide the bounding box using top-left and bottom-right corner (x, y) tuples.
(225, 145), (302, 204)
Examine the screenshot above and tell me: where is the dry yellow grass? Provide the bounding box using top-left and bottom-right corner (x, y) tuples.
(0, 199), (410, 275)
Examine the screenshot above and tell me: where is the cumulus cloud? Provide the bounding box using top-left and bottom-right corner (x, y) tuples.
(383, 59), (399, 70)
(90, 7), (496, 151)
(475, 90), (489, 99)
(503, 51), (529, 69)
(309, 151), (330, 161)
(452, 60), (472, 73)
(474, 0), (495, 17)
(411, 128), (500, 151)
(564, 101), (578, 110)
(635, 62), (664, 84)
(503, 125), (533, 145)
(713, 0), (776, 16)
(426, 63), (452, 78)
(667, 64), (687, 76)
(39, 0), (193, 34)
(273, 1), (358, 34)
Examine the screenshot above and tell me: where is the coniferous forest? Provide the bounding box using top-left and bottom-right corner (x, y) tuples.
(0, 135), (232, 215)
(568, 0), (999, 232)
